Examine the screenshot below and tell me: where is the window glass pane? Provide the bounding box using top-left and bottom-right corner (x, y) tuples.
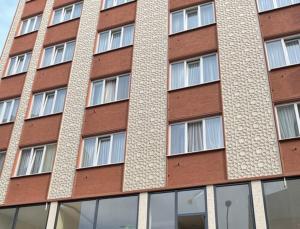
(42, 47), (53, 67)
(171, 62), (185, 89)
(205, 117), (223, 150)
(215, 184), (255, 229)
(63, 6), (73, 21)
(20, 19), (28, 34)
(117, 75), (129, 100)
(266, 40), (286, 69)
(43, 93), (55, 115)
(8, 57), (16, 75)
(23, 53), (31, 72)
(53, 89), (67, 113)
(187, 8), (198, 30)
(97, 137), (111, 165)
(263, 179), (300, 229)
(56, 200), (96, 229)
(203, 54), (218, 83)
(172, 11), (184, 33)
(277, 105), (299, 139)
(286, 40), (300, 65)
(54, 46), (64, 64)
(111, 133), (125, 163)
(178, 189), (206, 214)
(34, 15), (42, 31)
(2, 101), (13, 123)
(16, 55), (25, 73)
(104, 0), (114, 9)
(0, 153), (5, 172)
(149, 192), (175, 229)
(42, 144), (56, 172)
(96, 196), (138, 229)
(277, 0), (292, 7)
(64, 41), (75, 62)
(201, 3), (214, 26)
(259, 0), (274, 11)
(171, 124), (185, 154)
(73, 3), (83, 18)
(104, 79), (116, 103)
(111, 30), (121, 49)
(188, 121), (203, 152)
(30, 148), (44, 174)
(0, 208), (16, 229)
(17, 149), (31, 176)
(117, 0), (126, 4)
(91, 81), (103, 106)
(53, 9), (63, 24)
(122, 25), (134, 46)
(15, 204), (49, 229)
(98, 31), (109, 52)
(82, 138), (96, 167)
(31, 94), (44, 118)
(187, 60), (200, 86)
(27, 18), (35, 33)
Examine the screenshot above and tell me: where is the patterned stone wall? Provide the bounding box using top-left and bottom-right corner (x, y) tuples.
(215, 0), (282, 179)
(123, 0), (168, 191)
(0, 0), (54, 204)
(47, 0), (101, 199)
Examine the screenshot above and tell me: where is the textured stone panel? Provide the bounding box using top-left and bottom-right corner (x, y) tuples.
(206, 185), (217, 229)
(123, 0), (168, 191)
(251, 181), (267, 229)
(47, 0), (101, 199)
(215, 0), (282, 179)
(0, 0), (54, 204)
(138, 193), (148, 229)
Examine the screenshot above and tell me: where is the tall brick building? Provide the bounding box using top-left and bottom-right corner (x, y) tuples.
(0, 0), (300, 228)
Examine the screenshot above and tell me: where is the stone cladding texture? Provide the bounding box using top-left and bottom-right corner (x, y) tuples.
(123, 0), (168, 191)
(47, 0), (101, 199)
(0, 0), (54, 204)
(215, 0), (282, 179)
(251, 181), (267, 229)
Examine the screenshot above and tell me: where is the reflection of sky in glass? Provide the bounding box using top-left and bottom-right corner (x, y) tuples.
(0, 0), (18, 55)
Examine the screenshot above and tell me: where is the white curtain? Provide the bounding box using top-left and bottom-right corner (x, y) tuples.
(42, 47), (53, 67)
(277, 0), (292, 7)
(171, 124), (185, 154)
(105, 0), (114, 9)
(172, 11), (184, 33)
(31, 94), (43, 117)
(266, 40), (286, 69)
(171, 62), (185, 89)
(188, 61), (200, 86)
(16, 55), (25, 73)
(117, 0), (126, 4)
(54, 46), (64, 64)
(27, 18), (35, 32)
(73, 3), (83, 18)
(201, 3), (214, 25)
(111, 133), (125, 163)
(82, 138), (96, 167)
(99, 31), (109, 52)
(63, 7), (72, 21)
(43, 93), (55, 115)
(122, 25), (134, 47)
(0, 153), (4, 171)
(104, 79), (116, 103)
(20, 20), (28, 35)
(91, 81), (103, 105)
(10, 99), (19, 122)
(111, 31), (121, 49)
(188, 122), (203, 152)
(277, 105), (299, 139)
(17, 149), (31, 176)
(2, 101), (12, 123)
(259, 0), (274, 11)
(117, 75), (129, 100)
(8, 57), (16, 75)
(42, 145), (56, 172)
(30, 148), (44, 174)
(34, 15), (42, 31)
(54, 89), (67, 113)
(203, 54), (218, 83)
(187, 9), (198, 29)
(53, 9), (63, 24)
(98, 138), (111, 165)
(64, 41), (75, 62)
(286, 40), (300, 65)
(23, 53), (31, 72)
(205, 117), (223, 149)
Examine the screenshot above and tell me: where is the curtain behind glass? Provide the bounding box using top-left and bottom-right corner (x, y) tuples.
(277, 105), (299, 139)
(2, 101), (12, 123)
(266, 41), (286, 69)
(171, 62), (185, 89)
(23, 53), (31, 72)
(54, 46), (64, 64)
(43, 93), (55, 115)
(171, 124), (185, 154)
(64, 41), (75, 62)
(206, 117), (223, 149)
(105, 0), (114, 9)
(277, 0), (292, 7)
(73, 3), (83, 18)
(259, 0), (274, 11)
(117, 75), (129, 100)
(91, 81), (103, 105)
(286, 40), (300, 65)
(42, 47), (53, 67)
(8, 57), (16, 75)
(82, 138), (96, 167)
(98, 138), (111, 165)
(188, 61), (200, 86)
(53, 89), (67, 113)
(63, 6), (73, 21)
(172, 11), (184, 33)
(99, 31), (109, 52)
(16, 55), (25, 73)
(53, 9), (63, 24)
(42, 145), (56, 172)
(17, 149), (31, 176)
(0, 153), (5, 171)
(27, 18), (35, 33)
(201, 3), (214, 25)
(30, 148), (44, 174)
(104, 79), (116, 103)
(34, 15), (42, 31)
(111, 31), (121, 49)
(111, 133), (125, 163)
(31, 94), (43, 117)
(188, 122), (203, 152)
(203, 54), (218, 82)
(20, 20), (28, 35)
(187, 9), (198, 30)
(122, 25), (134, 46)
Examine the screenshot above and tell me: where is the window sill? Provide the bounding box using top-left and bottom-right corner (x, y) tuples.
(2, 71), (27, 79)
(25, 112), (63, 121)
(76, 162), (124, 171)
(167, 147), (225, 158)
(269, 62), (300, 72)
(11, 172), (51, 179)
(86, 98), (129, 110)
(15, 30), (38, 39)
(258, 2), (300, 14)
(37, 60), (72, 71)
(93, 45), (133, 56)
(278, 136), (300, 143)
(168, 79), (220, 93)
(169, 23), (216, 37)
(47, 17), (80, 29)
(100, 0), (136, 12)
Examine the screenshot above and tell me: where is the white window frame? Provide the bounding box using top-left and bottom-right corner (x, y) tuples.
(169, 116), (223, 155)
(30, 87), (67, 118)
(6, 53), (31, 76)
(0, 98), (19, 124)
(16, 144), (55, 177)
(81, 132), (126, 168)
(169, 53), (219, 90)
(102, 0), (133, 10)
(19, 14), (41, 35)
(275, 102), (300, 140)
(257, 0), (300, 12)
(265, 35), (300, 70)
(51, 2), (83, 25)
(89, 74), (130, 106)
(96, 24), (134, 53)
(170, 2), (215, 35)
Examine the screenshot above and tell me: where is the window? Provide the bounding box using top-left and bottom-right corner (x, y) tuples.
(263, 178), (300, 229)
(103, 0), (133, 9)
(148, 189), (207, 229)
(19, 15), (42, 35)
(266, 36), (300, 69)
(7, 53), (31, 76)
(170, 116), (223, 155)
(215, 184), (255, 229)
(81, 132), (126, 168)
(0, 204), (49, 229)
(258, 0), (300, 12)
(0, 152), (5, 172)
(90, 74), (129, 106)
(30, 88), (67, 118)
(97, 24), (134, 53)
(55, 196), (138, 229)
(42, 41), (75, 67)
(171, 2), (215, 34)
(0, 98), (20, 124)
(17, 144), (56, 176)
(276, 102), (300, 139)
(52, 2), (83, 25)
(170, 53), (219, 90)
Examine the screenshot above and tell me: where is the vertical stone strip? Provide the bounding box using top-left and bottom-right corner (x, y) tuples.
(0, 0), (55, 204)
(251, 181), (267, 229)
(47, 0), (101, 199)
(138, 193), (148, 229)
(215, 0), (282, 179)
(123, 0), (168, 191)
(46, 202), (58, 229)
(206, 186), (217, 229)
